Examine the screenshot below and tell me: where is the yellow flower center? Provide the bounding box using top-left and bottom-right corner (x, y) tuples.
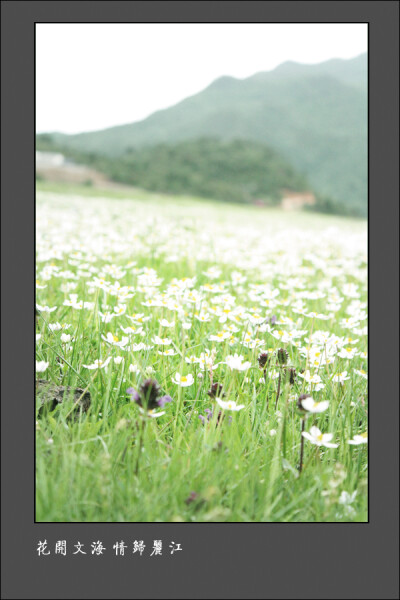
(181, 376), (187, 382)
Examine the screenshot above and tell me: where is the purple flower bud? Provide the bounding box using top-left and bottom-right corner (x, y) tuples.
(126, 387), (140, 402)
(127, 379), (169, 410)
(185, 491), (200, 505)
(157, 395), (173, 408)
(199, 408), (213, 424)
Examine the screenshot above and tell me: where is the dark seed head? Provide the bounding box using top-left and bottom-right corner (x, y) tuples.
(139, 379), (161, 409)
(276, 348), (289, 365)
(207, 382), (225, 398)
(258, 352), (270, 369)
(283, 367), (297, 384)
(127, 379), (163, 410)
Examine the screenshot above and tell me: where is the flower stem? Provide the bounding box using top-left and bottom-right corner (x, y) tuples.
(174, 385), (183, 438)
(299, 418), (305, 474)
(135, 417), (146, 476)
(275, 371), (282, 410)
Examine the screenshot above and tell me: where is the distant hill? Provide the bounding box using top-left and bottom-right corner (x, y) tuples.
(37, 53), (367, 216)
(44, 138), (314, 206)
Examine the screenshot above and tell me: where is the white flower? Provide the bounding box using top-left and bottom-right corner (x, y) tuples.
(147, 410), (166, 419)
(138, 407), (166, 419)
(339, 490), (357, 505)
(172, 372), (194, 387)
(302, 426), (338, 448)
(203, 266), (222, 279)
(98, 311), (115, 323)
(338, 490), (357, 517)
(298, 370), (322, 385)
(185, 355), (199, 364)
(82, 357), (112, 370)
(271, 329), (291, 343)
(225, 353), (251, 371)
(131, 342), (154, 352)
(101, 332), (129, 348)
(158, 348), (177, 356)
(113, 304), (127, 316)
(209, 331), (230, 342)
(159, 318), (174, 328)
(354, 369), (368, 379)
(128, 363), (140, 374)
(120, 325), (144, 335)
(36, 360), (49, 372)
(347, 432), (368, 445)
(36, 304), (57, 313)
(300, 397), (330, 413)
(269, 429), (277, 437)
(337, 347), (358, 359)
(113, 356), (124, 364)
(304, 311), (329, 320)
(197, 351), (219, 371)
(48, 322), (71, 332)
(333, 371), (350, 383)
(195, 314), (211, 323)
(216, 398), (245, 411)
(60, 333), (71, 344)
(269, 370), (280, 380)
(152, 336), (172, 346)
(126, 313), (151, 324)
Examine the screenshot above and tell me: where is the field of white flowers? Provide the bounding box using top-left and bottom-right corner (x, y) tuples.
(36, 185), (368, 522)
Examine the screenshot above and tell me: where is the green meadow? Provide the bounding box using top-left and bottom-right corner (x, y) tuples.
(36, 182), (368, 522)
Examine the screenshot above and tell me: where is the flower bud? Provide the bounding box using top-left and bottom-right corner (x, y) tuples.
(276, 348), (289, 365)
(258, 352), (270, 369)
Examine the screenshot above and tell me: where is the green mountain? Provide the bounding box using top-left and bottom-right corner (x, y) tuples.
(38, 53), (367, 215)
(58, 137), (312, 205)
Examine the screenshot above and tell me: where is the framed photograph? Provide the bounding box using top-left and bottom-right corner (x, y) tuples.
(2, 2), (399, 598)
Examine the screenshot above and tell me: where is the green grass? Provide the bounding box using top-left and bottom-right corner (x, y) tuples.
(36, 183), (368, 522)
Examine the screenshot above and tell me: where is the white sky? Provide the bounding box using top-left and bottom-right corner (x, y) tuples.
(36, 23), (367, 134)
